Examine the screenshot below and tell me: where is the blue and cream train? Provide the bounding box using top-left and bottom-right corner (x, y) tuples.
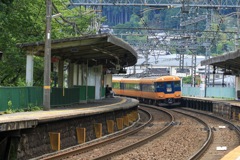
(112, 75), (181, 106)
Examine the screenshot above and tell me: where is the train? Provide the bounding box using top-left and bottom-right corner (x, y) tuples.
(112, 75), (182, 106)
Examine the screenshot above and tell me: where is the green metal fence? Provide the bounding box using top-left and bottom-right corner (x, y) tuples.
(0, 85), (97, 112)
(50, 87), (80, 107)
(0, 87), (43, 111)
(50, 86), (96, 107)
(0, 85), (236, 111)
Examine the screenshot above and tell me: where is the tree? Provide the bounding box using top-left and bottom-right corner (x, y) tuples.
(182, 76), (192, 84)
(0, 0), (101, 86)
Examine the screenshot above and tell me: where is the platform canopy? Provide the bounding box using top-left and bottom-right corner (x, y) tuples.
(201, 49), (240, 74)
(17, 34), (138, 70)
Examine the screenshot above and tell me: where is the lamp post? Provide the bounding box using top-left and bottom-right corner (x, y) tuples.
(43, 0), (52, 111)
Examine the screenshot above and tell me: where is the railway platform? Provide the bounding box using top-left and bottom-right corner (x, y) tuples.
(182, 96), (240, 122)
(0, 97), (139, 160)
(220, 146), (240, 160)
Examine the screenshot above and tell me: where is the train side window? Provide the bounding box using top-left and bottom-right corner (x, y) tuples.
(156, 82), (164, 89)
(142, 84), (147, 91)
(142, 84), (154, 92)
(125, 83), (140, 90)
(150, 84), (154, 92)
(112, 82), (120, 89)
(120, 83), (124, 89)
(134, 84), (140, 90)
(155, 82), (164, 92)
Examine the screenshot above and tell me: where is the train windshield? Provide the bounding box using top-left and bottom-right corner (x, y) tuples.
(155, 82), (165, 92)
(155, 81), (181, 92)
(174, 81), (181, 91)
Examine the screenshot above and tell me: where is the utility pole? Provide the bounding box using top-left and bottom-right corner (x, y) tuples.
(43, 0), (52, 111)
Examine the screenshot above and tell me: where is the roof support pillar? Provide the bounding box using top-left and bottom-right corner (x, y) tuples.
(26, 54), (34, 86)
(94, 65), (102, 100)
(68, 63), (74, 87)
(73, 63), (78, 86)
(235, 76), (240, 100)
(191, 54), (196, 87)
(212, 66), (216, 87)
(77, 64), (82, 85)
(58, 60), (64, 87)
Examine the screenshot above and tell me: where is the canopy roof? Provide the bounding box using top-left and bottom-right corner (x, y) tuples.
(17, 34), (138, 69)
(201, 49), (240, 74)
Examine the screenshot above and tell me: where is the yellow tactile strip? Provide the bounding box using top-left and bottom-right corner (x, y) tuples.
(220, 146), (240, 160)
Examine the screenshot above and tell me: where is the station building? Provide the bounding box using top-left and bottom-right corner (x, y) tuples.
(12, 34), (137, 108)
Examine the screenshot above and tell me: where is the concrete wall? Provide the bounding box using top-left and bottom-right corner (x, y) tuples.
(182, 97), (240, 121)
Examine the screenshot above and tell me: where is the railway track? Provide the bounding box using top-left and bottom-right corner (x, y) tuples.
(33, 104), (240, 160)
(32, 107), (173, 160)
(93, 105), (174, 159)
(175, 108), (240, 160)
(114, 104), (211, 160)
(116, 106), (240, 160)
(172, 109), (213, 160)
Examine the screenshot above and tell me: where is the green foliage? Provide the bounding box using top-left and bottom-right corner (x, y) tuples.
(26, 103), (43, 111)
(4, 102), (42, 114)
(0, 0), (101, 86)
(182, 76), (192, 84)
(4, 109), (13, 114)
(15, 108), (24, 112)
(4, 100), (13, 114)
(114, 14), (147, 43)
(16, 78), (27, 86)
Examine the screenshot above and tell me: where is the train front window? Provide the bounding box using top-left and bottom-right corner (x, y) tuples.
(174, 81), (180, 87)
(166, 83), (172, 92)
(174, 81), (181, 91)
(155, 82), (164, 92)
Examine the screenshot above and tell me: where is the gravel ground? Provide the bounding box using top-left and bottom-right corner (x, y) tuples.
(73, 106), (172, 159)
(178, 109), (240, 160)
(112, 109), (207, 160)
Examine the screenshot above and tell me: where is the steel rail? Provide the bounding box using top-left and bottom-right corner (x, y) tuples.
(93, 104), (175, 160)
(181, 108), (240, 139)
(172, 109), (213, 160)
